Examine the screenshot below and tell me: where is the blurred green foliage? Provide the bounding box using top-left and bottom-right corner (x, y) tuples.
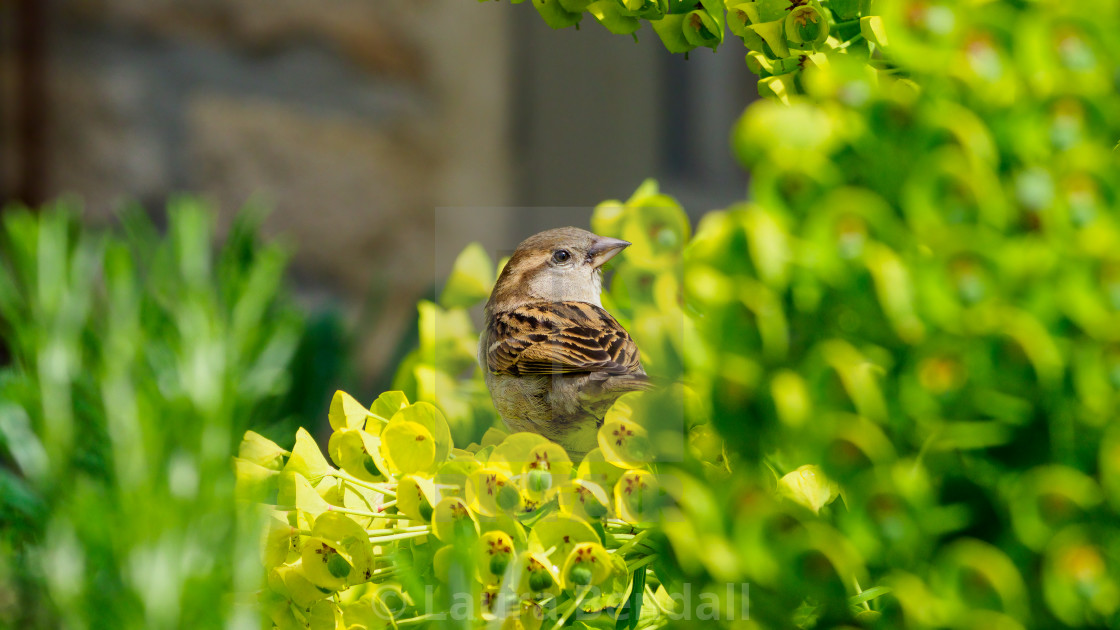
(390, 292), (500, 449)
(604, 1), (1119, 627)
(241, 389), (677, 630)
(480, 0), (883, 98)
(483, 0), (1120, 109)
(420, 0), (1120, 628)
(0, 199), (332, 628)
(5, 0), (1120, 628)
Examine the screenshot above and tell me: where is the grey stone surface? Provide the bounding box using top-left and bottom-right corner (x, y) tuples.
(8, 0), (751, 384)
(66, 0), (427, 80)
(48, 63), (170, 213)
(186, 94), (433, 294)
(8, 0), (513, 383)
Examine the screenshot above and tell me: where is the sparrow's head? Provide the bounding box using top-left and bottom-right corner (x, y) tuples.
(486, 227), (630, 312)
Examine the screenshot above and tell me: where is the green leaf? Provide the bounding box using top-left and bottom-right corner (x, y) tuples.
(588, 0), (641, 35)
(284, 427), (333, 482)
(558, 0), (594, 11)
(533, 0), (583, 28)
(749, 20), (790, 58)
(381, 420), (437, 475)
(860, 15), (888, 47)
(371, 391), (409, 421)
(328, 390), (371, 432)
(849, 586), (892, 607)
(439, 242), (494, 309)
(389, 402), (453, 465)
(239, 430), (287, 469)
(617, 558), (646, 629)
(830, 0), (861, 19)
(650, 14), (696, 53)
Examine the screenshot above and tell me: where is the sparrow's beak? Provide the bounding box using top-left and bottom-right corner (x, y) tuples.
(588, 236), (631, 268)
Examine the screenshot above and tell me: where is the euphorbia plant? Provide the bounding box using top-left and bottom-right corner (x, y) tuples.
(479, 0), (892, 99)
(241, 391), (674, 628)
(243, 0), (1120, 627)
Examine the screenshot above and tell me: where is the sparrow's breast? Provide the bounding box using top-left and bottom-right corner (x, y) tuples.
(484, 372), (599, 448)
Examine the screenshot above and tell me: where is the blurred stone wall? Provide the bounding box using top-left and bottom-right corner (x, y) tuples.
(1, 0), (753, 385)
(3, 0), (513, 381)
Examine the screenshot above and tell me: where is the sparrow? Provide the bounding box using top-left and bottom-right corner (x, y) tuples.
(479, 227), (653, 459)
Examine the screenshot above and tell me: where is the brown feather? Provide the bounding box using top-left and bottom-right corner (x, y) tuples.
(486, 301), (645, 378)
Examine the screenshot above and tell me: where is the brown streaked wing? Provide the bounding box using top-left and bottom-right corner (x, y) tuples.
(485, 302), (642, 377)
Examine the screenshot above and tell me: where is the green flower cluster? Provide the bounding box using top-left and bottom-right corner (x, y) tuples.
(627, 2), (1116, 627)
(589, 182), (903, 625)
(486, 0), (724, 45)
(248, 182), (894, 627)
(248, 0), (1120, 625)
(728, 0), (874, 101)
(477, 0), (882, 98)
(586, 153), (1120, 626)
(240, 390), (686, 629)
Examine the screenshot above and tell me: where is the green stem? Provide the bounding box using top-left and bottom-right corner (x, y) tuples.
(606, 519), (638, 530)
(553, 586), (591, 629)
(290, 603), (309, 626)
(324, 505), (412, 520)
(645, 584), (667, 617)
(614, 529), (653, 556)
(626, 555), (658, 574)
(536, 595), (556, 609)
(366, 525), (430, 535)
(394, 613), (440, 626)
(325, 505), (381, 518)
(913, 428), (940, 474)
(369, 530), (431, 544)
(833, 32), (865, 49)
(335, 470), (397, 497)
(853, 577), (871, 611)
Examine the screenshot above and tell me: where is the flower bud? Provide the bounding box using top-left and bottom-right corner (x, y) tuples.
(496, 483), (522, 511)
(327, 554), (352, 579)
(489, 554), (510, 577)
(569, 565), (593, 586)
(529, 569), (554, 592)
(786, 6), (828, 46)
(561, 542), (612, 590)
(527, 468), (552, 494)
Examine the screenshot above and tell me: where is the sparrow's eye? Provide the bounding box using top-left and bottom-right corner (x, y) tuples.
(552, 249), (572, 264)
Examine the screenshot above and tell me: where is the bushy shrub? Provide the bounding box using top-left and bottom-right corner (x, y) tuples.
(0, 200), (313, 628)
(247, 0), (1120, 628)
(7, 1), (1120, 628)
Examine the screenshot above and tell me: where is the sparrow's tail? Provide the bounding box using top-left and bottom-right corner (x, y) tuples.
(587, 372), (656, 396)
